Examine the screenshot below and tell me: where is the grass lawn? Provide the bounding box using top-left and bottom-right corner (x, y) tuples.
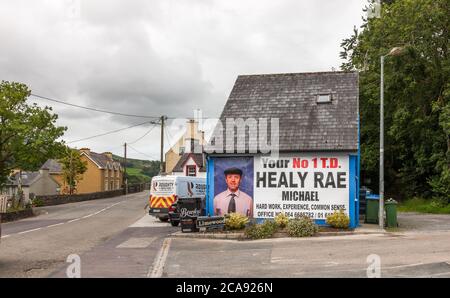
(398, 198), (450, 214)
(125, 167), (143, 175)
(125, 167), (151, 183)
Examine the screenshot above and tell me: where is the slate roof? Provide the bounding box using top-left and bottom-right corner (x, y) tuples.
(7, 172), (41, 186)
(41, 151), (121, 172)
(41, 159), (62, 173)
(87, 151), (121, 169)
(172, 153), (206, 173)
(209, 71), (359, 153)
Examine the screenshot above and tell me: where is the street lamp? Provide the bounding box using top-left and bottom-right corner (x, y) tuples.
(379, 46), (405, 229)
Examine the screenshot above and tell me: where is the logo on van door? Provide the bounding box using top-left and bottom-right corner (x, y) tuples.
(187, 182), (194, 197)
(180, 208), (201, 218)
(152, 181), (174, 192)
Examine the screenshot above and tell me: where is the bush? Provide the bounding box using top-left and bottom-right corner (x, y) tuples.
(326, 209), (350, 229)
(32, 198), (44, 207)
(244, 220), (278, 239)
(274, 212), (289, 228)
(225, 213), (249, 230)
(429, 198), (448, 209)
(286, 216), (318, 237)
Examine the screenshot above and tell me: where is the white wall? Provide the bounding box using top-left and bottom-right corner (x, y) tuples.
(173, 156), (206, 178)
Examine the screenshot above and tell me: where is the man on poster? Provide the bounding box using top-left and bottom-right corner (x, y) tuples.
(214, 167), (253, 217)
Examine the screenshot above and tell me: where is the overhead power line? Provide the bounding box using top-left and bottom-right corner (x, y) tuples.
(31, 93), (161, 119)
(165, 128), (174, 149)
(127, 144), (159, 160)
(128, 123), (159, 145)
(30, 93), (216, 120)
(66, 121), (153, 144)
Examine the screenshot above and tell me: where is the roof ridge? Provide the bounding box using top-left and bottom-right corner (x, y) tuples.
(237, 70), (357, 78)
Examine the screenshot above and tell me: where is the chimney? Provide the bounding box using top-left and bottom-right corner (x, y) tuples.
(201, 130), (205, 168)
(80, 148), (91, 155)
(40, 168), (49, 176)
(103, 152), (113, 160)
(185, 119), (198, 153)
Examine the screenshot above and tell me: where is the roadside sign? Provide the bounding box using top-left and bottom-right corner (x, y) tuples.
(196, 216), (225, 231)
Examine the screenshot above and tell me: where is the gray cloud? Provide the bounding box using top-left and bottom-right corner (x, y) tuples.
(0, 0), (365, 159)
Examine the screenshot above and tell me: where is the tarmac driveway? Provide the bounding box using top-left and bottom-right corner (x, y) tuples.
(398, 212), (450, 232)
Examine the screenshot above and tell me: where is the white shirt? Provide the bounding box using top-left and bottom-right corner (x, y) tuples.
(213, 189), (253, 217)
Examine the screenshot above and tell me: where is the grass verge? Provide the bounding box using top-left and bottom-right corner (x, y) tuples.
(398, 198), (450, 214)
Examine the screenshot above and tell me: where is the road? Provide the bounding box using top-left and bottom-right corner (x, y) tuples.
(0, 192), (177, 277)
(1, 193), (450, 278)
(165, 231), (450, 278)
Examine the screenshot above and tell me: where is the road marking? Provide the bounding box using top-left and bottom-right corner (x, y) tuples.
(130, 215), (170, 228)
(148, 238), (172, 278)
(117, 237), (156, 248)
(47, 222), (65, 228)
(3, 200), (126, 238)
(18, 227), (42, 234)
(384, 262), (425, 269)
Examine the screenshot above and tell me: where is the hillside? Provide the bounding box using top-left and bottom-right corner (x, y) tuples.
(112, 154), (160, 183)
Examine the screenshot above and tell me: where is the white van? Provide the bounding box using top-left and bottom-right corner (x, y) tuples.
(148, 175), (206, 221)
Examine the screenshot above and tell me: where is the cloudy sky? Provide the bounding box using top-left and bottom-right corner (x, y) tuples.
(0, 0), (366, 160)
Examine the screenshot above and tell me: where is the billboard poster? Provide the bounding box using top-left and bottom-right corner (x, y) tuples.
(213, 157), (254, 217)
(253, 153), (350, 220)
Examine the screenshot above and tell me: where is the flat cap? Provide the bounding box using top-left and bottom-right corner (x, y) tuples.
(224, 167), (243, 176)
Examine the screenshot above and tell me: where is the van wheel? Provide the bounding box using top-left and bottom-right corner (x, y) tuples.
(159, 217), (169, 222)
(171, 220), (180, 227)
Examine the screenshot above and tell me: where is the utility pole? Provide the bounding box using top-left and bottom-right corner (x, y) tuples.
(124, 142), (128, 195)
(379, 55), (385, 230)
(379, 46), (406, 230)
(69, 150), (73, 194)
(160, 116), (166, 174)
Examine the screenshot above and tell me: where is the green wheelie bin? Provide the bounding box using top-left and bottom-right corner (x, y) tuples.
(365, 194), (380, 224)
(384, 198), (398, 228)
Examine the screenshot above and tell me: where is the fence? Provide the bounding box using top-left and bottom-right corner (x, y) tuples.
(0, 195), (8, 213)
(126, 182), (151, 193)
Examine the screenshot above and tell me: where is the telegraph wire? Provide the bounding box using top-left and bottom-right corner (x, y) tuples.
(30, 93), (161, 119)
(66, 121), (153, 144)
(127, 144), (159, 160)
(128, 123), (159, 145)
(165, 128), (174, 149)
(30, 93), (215, 120)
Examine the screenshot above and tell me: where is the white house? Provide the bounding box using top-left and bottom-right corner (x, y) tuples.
(171, 153), (206, 178)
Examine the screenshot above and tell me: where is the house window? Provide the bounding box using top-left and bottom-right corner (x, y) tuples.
(317, 94), (332, 103)
(186, 165), (197, 176)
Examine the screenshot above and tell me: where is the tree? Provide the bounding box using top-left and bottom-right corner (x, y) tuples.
(59, 148), (87, 194)
(0, 81), (66, 189)
(340, 0), (449, 200)
(141, 162), (160, 177)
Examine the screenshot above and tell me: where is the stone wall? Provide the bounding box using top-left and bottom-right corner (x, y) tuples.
(34, 183), (148, 207)
(0, 208), (34, 223)
(35, 189), (124, 206)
